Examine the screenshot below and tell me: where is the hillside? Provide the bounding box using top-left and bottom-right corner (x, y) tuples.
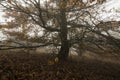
(0, 51), (120, 80)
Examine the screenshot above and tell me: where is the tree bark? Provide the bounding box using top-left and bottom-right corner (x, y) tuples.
(58, 40), (70, 60)
(57, 2), (70, 60)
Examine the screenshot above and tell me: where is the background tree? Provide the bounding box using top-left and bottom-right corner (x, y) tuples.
(1, 0), (120, 60)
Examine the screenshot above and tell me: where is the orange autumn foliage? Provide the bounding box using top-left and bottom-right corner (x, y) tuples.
(7, 0), (12, 3)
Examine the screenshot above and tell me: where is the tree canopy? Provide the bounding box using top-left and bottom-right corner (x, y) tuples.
(0, 0), (120, 60)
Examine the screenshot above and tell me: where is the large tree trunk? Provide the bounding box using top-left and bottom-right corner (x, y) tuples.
(58, 40), (70, 60)
(57, 2), (70, 60)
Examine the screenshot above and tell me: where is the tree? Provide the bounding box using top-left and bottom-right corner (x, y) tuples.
(2, 0), (119, 61)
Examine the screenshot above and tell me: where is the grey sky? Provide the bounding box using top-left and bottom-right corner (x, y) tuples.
(0, 0), (120, 40)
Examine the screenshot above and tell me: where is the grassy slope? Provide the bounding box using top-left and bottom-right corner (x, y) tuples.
(0, 51), (120, 80)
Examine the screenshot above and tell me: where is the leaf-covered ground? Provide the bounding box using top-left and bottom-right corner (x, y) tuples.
(0, 52), (120, 80)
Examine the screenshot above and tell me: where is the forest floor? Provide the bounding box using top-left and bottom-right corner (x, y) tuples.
(0, 51), (120, 80)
